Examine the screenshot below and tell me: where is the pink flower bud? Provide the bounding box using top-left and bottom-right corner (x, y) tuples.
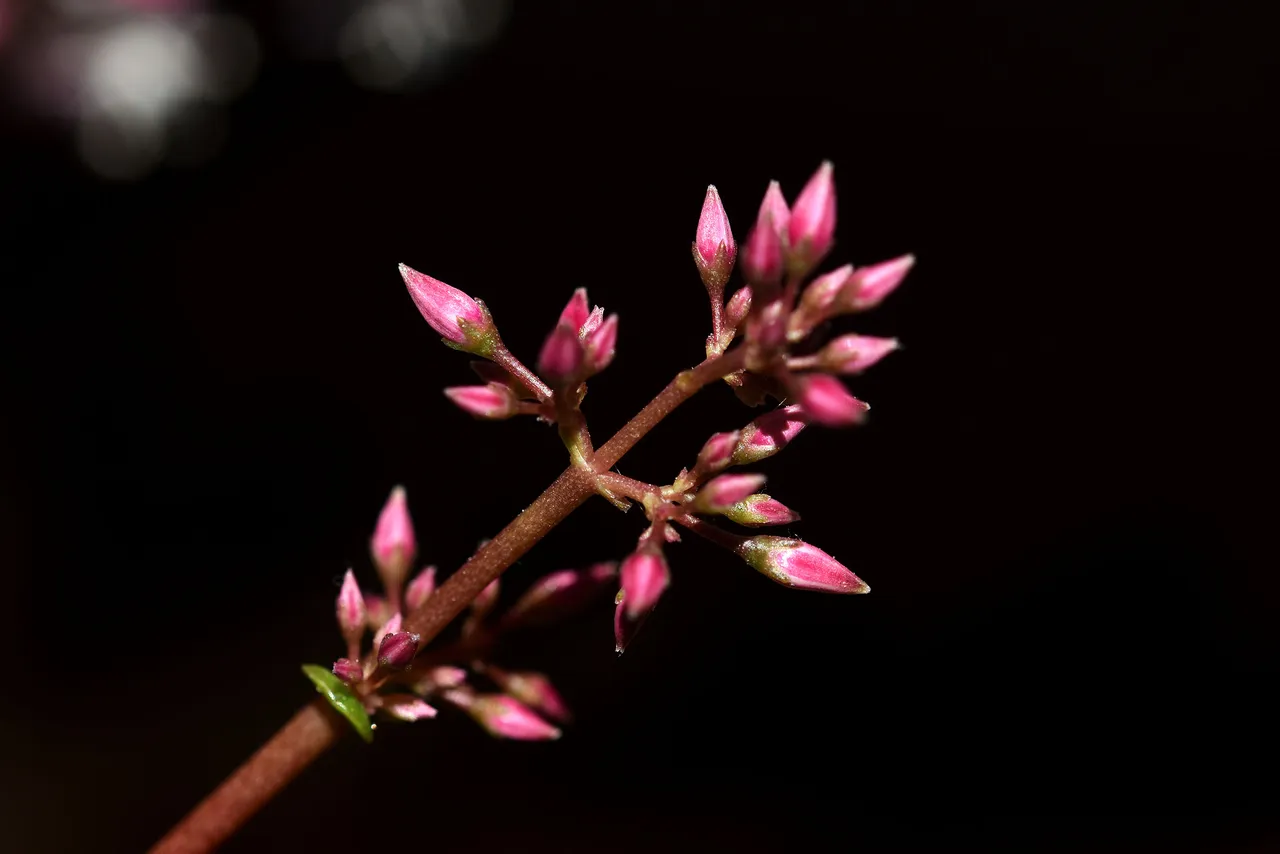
(724, 286), (753, 332)
(693, 184), (737, 289)
(380, 694), (439, 721)
(760, 179), (791, 241)
(505, 563), (618, 627)
(448, 691), (562, 740)
(377, 630), (421, 670)
(818, 334), (900, 374)
(742, 203), (785, 290)
(613, 589), (648, 655)
(582, 313), (618, 376)
(732, 404), (810, 465)
(558, 287), (590, 332)
(694, 473), (768, 513)
(695, 430), (741, 476)
(619, 551), (671, 620)
(736, 536), (869, 593)
(364, 595), (391, 631)
(842, 254), (916, 311)
(371, 486), (417, 607)
(537, 324), (584, 385)
(745, 298), (788, 350)
(398, 264), (496, 355)
(413, 665), (469, 695)
(332, 657), (364, 685)
(580, 306), (605, 339)
(335, 569), (366, 651)
(404, 566), (437, 611)
(789, 264), (854, 341)
(722, 494), (801, 527)
(444, 383), (519, 420)
(787, 161), (837, 271)
(485, 666), (572, 723)
(793, 373), (869, 427)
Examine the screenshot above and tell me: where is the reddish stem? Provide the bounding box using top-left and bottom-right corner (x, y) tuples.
(150, 348), (746, 854)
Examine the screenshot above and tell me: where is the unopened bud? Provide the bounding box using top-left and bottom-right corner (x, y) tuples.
(722, 494), (801, 527)
(504, 563), (618, 627)
(404, 566), (437, 612)
(582, 313), (618, 376)
(736, 536), (869, 594)
(377, 631), (421, 670)
(840, 254), (916, 312)
(731, 405), (810, 465)
(380, 694), (438, 721)
(788, 264), (853, 341)
(332, 657), (364, 685)
(484, 666), (572, 723)
(693, 184), (737, 292)
(335, 569), (366, 652)
(412, 665), (468, 695)
(619, 551), (670, 620)
(537, 324), (584, 385)
(448, 691), (562, 740)
(694, 430), (741, 477)
(444, 384), (519, 419)
(724, 286), (753, 331)
(398, 264), (497, 356)
(817, 334), (900, 374)
(693, 473), (768, 514)
(787, 161), (837, 275)
(793, 373), (869, 427)
(558, 288), (590, 332)
(371, 486), (417, 608)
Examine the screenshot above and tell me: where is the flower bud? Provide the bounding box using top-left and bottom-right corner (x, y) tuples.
(721, 494), (801, 527)
(398, 264), (497, 356)
(582, 313), (618, 376)
(841, 254), (916, 312)
(731, 405), (810, 465)
(742, 206), (785, 291)
(817, 334), (900, 374)
(788, 264), (853, 341)
(619, 551), (670, 620)
(335, 569), (366, 653)
(613, 589), (648, 655)
(380, 694), (438, 721)
(736, 536), (869, 594)
(412, 665), (469, 695)
(693, 473), (767, 514)
(558, 288), (590, 332)
(484, 666), (572, 723)
(537, 324), (584, 385)
(371, 486), (417, 608)
(404, 566), (437, 612)
(377, 631), (421, 670)
(724, 286), (753, 332)
(787, 161), (837, 274)
(693, 184), (737, 291)
(332, 657), (364, 685)
(444, 384), (519, 420)
(793, 373), (869, 427)
(694, 430), (740, 477)
(364, 595), (391, 632)
(447, 691), (562, 740)
(504, 563), (618, 627)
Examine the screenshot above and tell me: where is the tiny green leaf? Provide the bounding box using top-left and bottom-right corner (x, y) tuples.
(301, 664), (373, 743)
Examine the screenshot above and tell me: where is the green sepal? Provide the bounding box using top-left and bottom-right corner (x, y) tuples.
(301, 664), (374, 743)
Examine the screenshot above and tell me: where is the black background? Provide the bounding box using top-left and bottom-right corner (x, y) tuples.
(2, 3), (1277, 852)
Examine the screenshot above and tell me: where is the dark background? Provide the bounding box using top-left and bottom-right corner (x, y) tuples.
(2, 3), (1277, 852)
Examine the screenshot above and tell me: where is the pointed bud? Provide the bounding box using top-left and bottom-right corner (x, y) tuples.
(413, 665), (469, 695)
(444, 383), (519, 420)
(619, 551), (671, 620)
(335, 569), (366, 651)
(504, 563), (618, 627)
(787, 161), (837, 273)
(404, 566), (437, 611)
(789, 264), (854, 341)
(742, 214), (784, 291)
(724, 287), (753, 332)
(372, 611), (402, 651)
(558, 288), (590, 332)
(722, 494), (801, 527)
(793, 373), (869, 427)
(580, 306), (605, 338)
(364, 595), (391, 631)
(736, 536), (869, 594)
(377, 631), (421, 670)
(695, 430), (741, 477)
(731, 405), (810, 465)
(537, 324), (584, 385)
(398, 264), (497, 356)
(484, 666), (572, 723)
(380, 694), (439, 721)
(818, 334), (901, 374)
(760, 180), (791, 240)
(582, 313), (618, 376)
(842, 254), (916, 312)
(371, 486), (417, 607)
(613, 589), (648, 655)
(332, 657), (364, 685)
(449, 692), (562, 740)
(694, 473), (768, 513)
(693, 184), (737, 290)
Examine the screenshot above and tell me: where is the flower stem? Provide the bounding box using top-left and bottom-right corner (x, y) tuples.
(150, 347), (746, 854)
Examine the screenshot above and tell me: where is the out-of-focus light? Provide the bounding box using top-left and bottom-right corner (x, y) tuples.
(338, 0), (508, 91)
